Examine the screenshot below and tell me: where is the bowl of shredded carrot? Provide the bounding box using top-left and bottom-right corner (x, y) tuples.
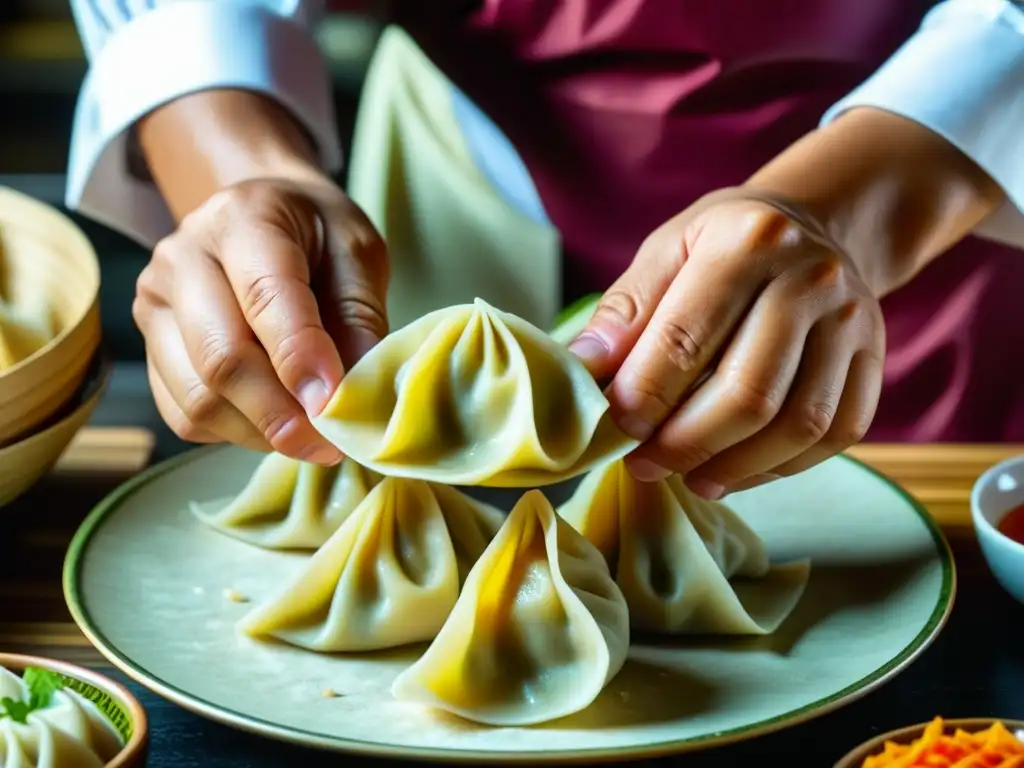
(834, 716), (1024, 767)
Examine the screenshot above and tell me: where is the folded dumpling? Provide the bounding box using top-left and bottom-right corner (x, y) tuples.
(0, 718), (105, 768)
(391, 489), (630, 726)
(238, 477), (505, 652)
(191, 452), (382, 550)
(0, 315), (17, 370)
(313, 298), (638, 487)
(0, 668), (122, 768)
(559, 460), (810, 635)
(0, 304), (48, 371)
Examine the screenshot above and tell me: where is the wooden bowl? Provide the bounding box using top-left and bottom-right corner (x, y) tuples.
(0, 652), (148, 767)
(834, 718), (1024, 767)
(0, 351), (109, 507)
(0, 186), (101, 446)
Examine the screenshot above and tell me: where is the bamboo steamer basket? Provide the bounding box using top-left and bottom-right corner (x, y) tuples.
(0, 186), (101, 446)
(0, 352), (109, 507)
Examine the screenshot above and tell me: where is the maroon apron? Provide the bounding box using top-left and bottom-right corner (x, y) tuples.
(389, 0), (1024, 443)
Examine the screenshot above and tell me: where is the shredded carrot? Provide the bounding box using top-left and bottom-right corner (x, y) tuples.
(862, 717), (1024, 768)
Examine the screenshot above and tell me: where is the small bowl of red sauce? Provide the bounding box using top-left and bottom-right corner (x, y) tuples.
(971, 455), (1024, 604)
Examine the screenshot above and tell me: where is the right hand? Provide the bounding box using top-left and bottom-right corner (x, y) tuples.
(133, 173), (389, 464)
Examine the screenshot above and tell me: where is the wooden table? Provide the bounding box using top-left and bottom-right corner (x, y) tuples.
(2, 429), (1023, 766)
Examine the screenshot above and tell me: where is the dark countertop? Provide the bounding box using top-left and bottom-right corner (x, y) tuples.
(3, 362), (1024, 767)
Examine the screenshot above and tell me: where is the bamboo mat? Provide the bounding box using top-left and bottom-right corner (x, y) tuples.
(0, 430), (1020, 664)
(845, 443), (1020, 531)
(0, 427), (154, 663)
(51, 426), (156, 476)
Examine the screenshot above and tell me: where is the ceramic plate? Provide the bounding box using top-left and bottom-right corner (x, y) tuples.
(64, 446), (955, 763)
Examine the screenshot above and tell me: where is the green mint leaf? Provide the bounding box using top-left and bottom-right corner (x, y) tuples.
(1, 696), (31, 724)
(23, 667), (63, 711)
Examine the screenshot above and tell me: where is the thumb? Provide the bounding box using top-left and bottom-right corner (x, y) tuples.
(568, 230), (684, 380)
(315, 197), (391, 369)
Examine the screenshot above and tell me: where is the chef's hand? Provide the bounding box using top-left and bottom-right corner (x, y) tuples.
(569, 191), (886, 499)
(133, 174), (389, 465)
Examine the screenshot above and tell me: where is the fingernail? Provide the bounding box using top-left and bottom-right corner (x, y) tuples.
(686, 476), (725, 501)
(297, 378), (332, 416)
(615, 415), (655, 441)
(568, 335), (609, 365)
(627, 458), (672, 483)
(301, 442), (342, 466)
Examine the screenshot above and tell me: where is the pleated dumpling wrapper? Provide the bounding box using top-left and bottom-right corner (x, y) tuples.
(312, 298), (638, 487)
(191, 452), (382, 550)
(238, 476), (504, 652)
(559, 460), (811, 635)
(0, 667), (122, 768)
(391, 489), (630, 726)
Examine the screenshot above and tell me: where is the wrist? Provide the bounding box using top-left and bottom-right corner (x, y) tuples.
(139, 88), (328, 221)
(743, 107), (1003, 297)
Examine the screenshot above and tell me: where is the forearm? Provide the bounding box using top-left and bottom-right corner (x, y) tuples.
(745, 107), (1004, 297)
(65, 0), (341, 245)
(138, 89), (323, 223)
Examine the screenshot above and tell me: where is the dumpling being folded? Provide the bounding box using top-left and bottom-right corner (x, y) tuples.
(191, 452), (382, 550)
(238, 477), (504, 652)
(313, 298), (638, 487)
(559, 460), (810, 635)
(391, 489), (630, 726)
(0, 667), (122, 768)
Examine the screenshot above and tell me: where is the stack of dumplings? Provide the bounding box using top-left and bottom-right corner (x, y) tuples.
(191, 298), (810, 729)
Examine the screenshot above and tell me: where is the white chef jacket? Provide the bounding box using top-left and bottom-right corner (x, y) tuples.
(65, 0), (1024, 250)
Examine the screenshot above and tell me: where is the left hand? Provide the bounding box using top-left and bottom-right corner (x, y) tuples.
(568, 190), (886, 500)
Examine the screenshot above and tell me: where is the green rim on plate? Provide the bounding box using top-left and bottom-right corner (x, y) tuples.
(549, 293), (601, 345)
(63, 448), (956, 763)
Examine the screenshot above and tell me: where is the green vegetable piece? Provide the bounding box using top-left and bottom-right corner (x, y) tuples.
(1, 696), (31, 724)
(24, 667), (64, 710)
(0, 667), (65, 723)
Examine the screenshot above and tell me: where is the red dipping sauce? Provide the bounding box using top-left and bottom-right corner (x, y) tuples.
(997, 503), (1024, 546)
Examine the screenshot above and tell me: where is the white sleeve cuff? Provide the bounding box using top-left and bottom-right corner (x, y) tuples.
(66, 0), (342, 247)
(822, 0), (1024, 249)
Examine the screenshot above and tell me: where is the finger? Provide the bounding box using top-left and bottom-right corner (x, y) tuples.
(146, 358), (222, 445)
(624, 270), (811, 485)
(135, 257), (222, 446)
(567, 228), (686, 380)
(568, 190), (747, 377)
(766, 349), (884, 479)
(215, 206), (345, 417)
(682, 302), (866, 496)
(606, 205), (793, 442)
(145, 309), (270, 452)
(172, 247), (342, 465)
(315, 197), (390, 368)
